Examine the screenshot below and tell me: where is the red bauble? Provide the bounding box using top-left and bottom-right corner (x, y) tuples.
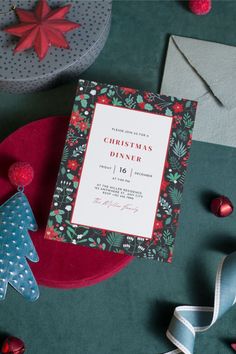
(1, 336), (25, 354)
(189, 0), (212, 15)
(8, 162), (34, 187)
(4, 0), (80, 60)
(231, 343), (236, 351)
(210, 196), (234, 218)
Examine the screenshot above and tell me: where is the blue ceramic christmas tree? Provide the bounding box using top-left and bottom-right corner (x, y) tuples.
(0, 162), (39, 301)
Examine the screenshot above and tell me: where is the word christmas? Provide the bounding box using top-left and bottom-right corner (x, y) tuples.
(104, 137), (152, 162)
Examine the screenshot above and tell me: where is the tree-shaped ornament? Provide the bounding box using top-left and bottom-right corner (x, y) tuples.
(0, 162), (39, 301)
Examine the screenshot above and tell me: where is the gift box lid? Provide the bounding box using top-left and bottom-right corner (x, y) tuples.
(0, 0), (112, 93)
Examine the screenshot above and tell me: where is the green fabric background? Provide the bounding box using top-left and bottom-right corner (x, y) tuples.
(1, 1), (236, 353)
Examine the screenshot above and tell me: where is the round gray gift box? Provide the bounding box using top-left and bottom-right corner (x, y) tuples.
(0, 0), (112, 93)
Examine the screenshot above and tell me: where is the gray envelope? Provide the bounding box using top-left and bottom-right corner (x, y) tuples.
(160, 35), (236, 148)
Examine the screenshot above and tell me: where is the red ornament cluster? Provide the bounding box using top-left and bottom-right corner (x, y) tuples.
(210, 196), (234, 218)
(8, 162), (34, 188)
(189, 0), (212, 15)
(4, 0), (80, 60)
(1, 336), (25, 354)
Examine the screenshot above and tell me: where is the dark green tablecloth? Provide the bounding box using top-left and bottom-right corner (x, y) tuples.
(1, 1), (236, 353)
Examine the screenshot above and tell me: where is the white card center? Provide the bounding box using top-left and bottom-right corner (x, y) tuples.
(71, 103), (172, 238)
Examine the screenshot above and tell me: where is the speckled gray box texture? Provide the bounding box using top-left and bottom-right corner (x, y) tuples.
(0, 0), (112, 93)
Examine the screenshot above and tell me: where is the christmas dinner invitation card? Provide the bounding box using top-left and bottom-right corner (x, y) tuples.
(45, 80), (197, 262)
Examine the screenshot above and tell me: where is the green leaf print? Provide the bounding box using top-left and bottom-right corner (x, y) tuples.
(67, 173), (74, 180)
(55, 214), (62, 224)
(183, 113), (193, 129)
(61, 166), (66, 175)
(62, 146), (69, 162)
(112, 97), (123, 106)
(108, 89), (115, 97)
(173, 141), (187, 158)
(100, 88), (108, 94)
(137, 94), (143, 103)
(166, 172), (181, 183)
(163, 230), (174, 246)
(169, 156), (181, 170)
(107, 233), (124, 249)
(165, 108), (173, 117)
(144, 103), (153, 111)
(169, 187), (182, 204)
(81, 100), (87, 108)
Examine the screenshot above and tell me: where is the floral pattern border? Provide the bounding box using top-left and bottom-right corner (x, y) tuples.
(45, 79), (197, 262)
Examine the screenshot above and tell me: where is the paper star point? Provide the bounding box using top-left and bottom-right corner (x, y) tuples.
(4, 0), (81, 61)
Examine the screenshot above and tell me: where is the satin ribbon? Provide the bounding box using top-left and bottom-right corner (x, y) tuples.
(163, 252), (236, 354)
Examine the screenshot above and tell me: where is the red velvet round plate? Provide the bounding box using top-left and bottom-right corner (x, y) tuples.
(0, 116), (133, 288)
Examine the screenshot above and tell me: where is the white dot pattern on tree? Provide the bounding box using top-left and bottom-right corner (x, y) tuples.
(0, 192), (39, 301)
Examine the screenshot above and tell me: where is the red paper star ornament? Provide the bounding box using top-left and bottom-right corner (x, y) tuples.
(4, 0), (81, 61)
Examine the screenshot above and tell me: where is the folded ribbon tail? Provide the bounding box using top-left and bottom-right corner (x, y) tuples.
(162, 252), (236, 354)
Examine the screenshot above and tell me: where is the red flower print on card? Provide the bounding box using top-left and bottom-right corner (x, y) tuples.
(167, 251), (173, 263)
(154, 220), (163, 230)
(121, 87), (137, 95)
(67, 160), (79, 170)
(172, 102), (184, 113)
(73, 175), (80, 183)
(181, 152), (190, 167)
(161, 179), (170, 191)
(71, 111), (83, 126)
(46, 226), (61, 240)
(78, 121), (89, 132)
(152, 233), (159, 245)
(97, 95), (111, 104)
(138, 102), (145, 109)
(165, 160), (170, 169)
(154, 104), (163, 111)
(187, 139), (192, 147)
(144, 92), (155, 102)
(101, 229), (107, 237)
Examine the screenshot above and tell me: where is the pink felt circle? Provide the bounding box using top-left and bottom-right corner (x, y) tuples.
(0, 116), (133, 288)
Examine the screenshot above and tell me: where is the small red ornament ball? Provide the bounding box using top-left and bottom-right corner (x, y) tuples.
(8, 162), (34, 187)
(231, 343), (236, 351)
(210, 196), (234, 218)
(1, 336), (25, 354)
(189, 0), (212, 15)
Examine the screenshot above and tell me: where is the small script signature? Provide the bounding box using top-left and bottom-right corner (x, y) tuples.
(93, 197), (139, 214)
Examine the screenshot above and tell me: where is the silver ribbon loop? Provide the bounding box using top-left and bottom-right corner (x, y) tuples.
(163, 253), (236, 354)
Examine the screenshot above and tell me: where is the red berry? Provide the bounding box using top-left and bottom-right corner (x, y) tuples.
(189, 0), (212, 15)
(8, 162), (34, 188)
(210, 196), (234, 218)
(1, 342), (9, 353)
(1, 336), (25, 354)
(231, 343), (236, 351)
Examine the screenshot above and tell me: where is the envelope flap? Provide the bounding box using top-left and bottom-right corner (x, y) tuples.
(172, 35), (236, 110)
